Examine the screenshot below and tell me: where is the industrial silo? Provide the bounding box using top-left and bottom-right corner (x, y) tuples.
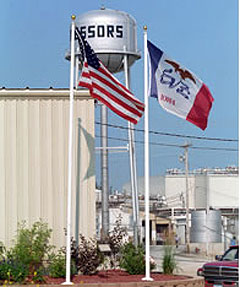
(190, 210), (222, 243)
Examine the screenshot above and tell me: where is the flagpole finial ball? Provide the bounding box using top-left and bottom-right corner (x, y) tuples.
(143, 25), (147, 31)
(71, 15), (76, 20)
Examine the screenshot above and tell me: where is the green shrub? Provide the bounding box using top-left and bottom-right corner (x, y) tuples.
(49, 252), (66, 278)
(0, 220), (53, 283)
(48, 251), (76, 278)
(120, 242), (155, 275)
(30, 267), (46, 283)
(0, 259), (28, 283)
(0, 260), (9, 281)
(10, 220), (53, 274)
(162, 245), (178, 274)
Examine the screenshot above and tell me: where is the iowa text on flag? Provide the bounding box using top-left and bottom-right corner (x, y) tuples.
(75, 28), (144, 125)
(147, 40), (214, 130)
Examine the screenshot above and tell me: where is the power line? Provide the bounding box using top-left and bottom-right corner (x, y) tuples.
(95, 135), (238, 152)
(190, 146), (238, 152)
(95, 121), (238, 142)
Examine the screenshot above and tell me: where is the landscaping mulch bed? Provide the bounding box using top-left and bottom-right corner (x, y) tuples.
(44, 270), (190, 284)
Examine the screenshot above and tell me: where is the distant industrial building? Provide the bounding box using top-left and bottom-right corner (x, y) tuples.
(122, 167), (238, 210)
(165, 166), (238, 210)
(120, 166), (238, 253)
(122, 175), (165, 198)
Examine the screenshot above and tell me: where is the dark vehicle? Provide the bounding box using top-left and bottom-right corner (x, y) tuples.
(197, 245), (238, 287)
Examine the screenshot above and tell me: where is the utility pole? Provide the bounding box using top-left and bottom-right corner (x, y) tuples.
(180, 143), (192, 254)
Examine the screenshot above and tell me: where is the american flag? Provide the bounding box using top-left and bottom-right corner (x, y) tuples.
(75, 27), (145, 124)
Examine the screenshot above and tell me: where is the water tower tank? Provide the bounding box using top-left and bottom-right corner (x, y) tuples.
(65, 8), (141, 73)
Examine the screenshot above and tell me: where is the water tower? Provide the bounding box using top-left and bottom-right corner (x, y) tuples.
(65, 7), (141, 73)
(65, 8), (141, 244)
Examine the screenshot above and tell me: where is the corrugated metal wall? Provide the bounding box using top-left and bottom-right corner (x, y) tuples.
(0, 89), (95, 248)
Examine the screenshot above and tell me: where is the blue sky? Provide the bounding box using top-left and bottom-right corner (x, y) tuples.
(1, 0), (238, 191)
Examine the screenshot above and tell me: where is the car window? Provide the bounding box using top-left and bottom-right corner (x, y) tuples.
(222, 248), (238, 261)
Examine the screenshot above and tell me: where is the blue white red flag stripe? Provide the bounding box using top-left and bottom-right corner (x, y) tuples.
(147, 40), (214, 130)
(76, 28), (144, 124)
(186, 83), (213, 129)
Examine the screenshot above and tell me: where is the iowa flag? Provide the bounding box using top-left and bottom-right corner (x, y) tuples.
(147, 40), (214, 130)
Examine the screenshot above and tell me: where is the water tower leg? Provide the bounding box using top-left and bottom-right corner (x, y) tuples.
(101, 104), (109, 242)
(123, 48), (139, 246)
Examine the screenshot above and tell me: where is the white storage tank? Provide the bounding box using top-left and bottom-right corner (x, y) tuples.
(190, 210), (222, 243)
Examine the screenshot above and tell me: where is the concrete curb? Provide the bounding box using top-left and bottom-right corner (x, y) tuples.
(22, 277), (204, 287)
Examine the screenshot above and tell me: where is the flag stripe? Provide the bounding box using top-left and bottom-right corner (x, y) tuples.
(79, 72), (143, 121)
(79, 64), (92, 87)
(99, 65), (133, 94)
(91, 63), (145, 109)
(98, 65), (144, 106)
(79, 72), (143, 117)
(92, 82), (143, 117)
(90, 91), (139, 124)
(79, 80), (92, 91)
(80, 62), (145, 115)
(89, 70), (144, 112)
(147, 40), (164, 99)
(87, 67), (144, 113)
(80, 61), (144, 116)
(79, 74), (92, 87)
(186, 83), (214, 130)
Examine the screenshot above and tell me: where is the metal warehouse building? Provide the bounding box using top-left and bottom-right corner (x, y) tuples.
(0, 88), (95, 248)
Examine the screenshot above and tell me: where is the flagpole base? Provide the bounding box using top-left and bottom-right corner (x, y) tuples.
(61, 282), (74, 285)
(142, 277), (154, 281)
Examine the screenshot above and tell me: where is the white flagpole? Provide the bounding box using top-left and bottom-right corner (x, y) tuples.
(62, 15), (76, 286)
(142, 25), (153, 282)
